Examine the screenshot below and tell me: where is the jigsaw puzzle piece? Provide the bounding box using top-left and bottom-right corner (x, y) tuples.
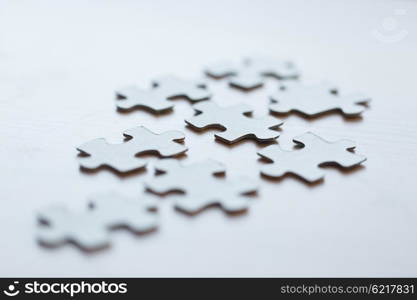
(258, 144), (324, 181)
(175, 177), (257, 214)
(205, 57), (299, 91)
(205, 61), (263, 90)
(245, 57), (300, 80)
(77, 138), (147, 173)
(123, 127), (187, 157)
(37, 206), (110, 250)
(205, 61), (240, 79)
(259, 157), (326, 182)
(153, 76), (211, 102)
(89, 192), (158, 234)
(269, 82), (370, 117)
(214, 118), (281, 143)
(77, 126), (187, 174)
(228, 70), (264, 90)
(258, 132), (366, 183)
(116, 86), (173, 113)
(292, 133), (366, 168)
(146, 159), (257, 214)
(338, 93), (370, 116)
(186, 102), (283, 144)
(116, 76), (211, 114)
(185, 101), (225, 129)
(147, 159), (225, 194)
(37, 192), (158, 251)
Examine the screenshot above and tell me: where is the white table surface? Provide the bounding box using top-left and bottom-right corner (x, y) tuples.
(1, 0), (417, 277)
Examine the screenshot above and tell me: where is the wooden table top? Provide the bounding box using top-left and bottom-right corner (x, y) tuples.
(1, 0), (416, 276)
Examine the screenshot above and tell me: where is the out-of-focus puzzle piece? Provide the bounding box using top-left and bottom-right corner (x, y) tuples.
(205, 57), (299, 91)
(77, 126), (187, 174)
(269, 82), (371, 117)
(185, 102), (283, 144)
(115, 75), (211, 113)
(258, 132), (366, 183)
(37, 192), (158, 251)
(146, 159), (258, 214)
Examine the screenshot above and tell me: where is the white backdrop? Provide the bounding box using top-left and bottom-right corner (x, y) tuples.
(1, 0), (417, 277)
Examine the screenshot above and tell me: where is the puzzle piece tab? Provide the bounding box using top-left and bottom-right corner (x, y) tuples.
(77, 126), (187, 174)
(205, 57), (299, 91)
(146, 159), (257, 214)
(185, 102), (283, 144)
(116, 76), (211, 113)
(269, 82), (371, 117)
(37, 192), (158, 251)
(258, 132), (366, 182)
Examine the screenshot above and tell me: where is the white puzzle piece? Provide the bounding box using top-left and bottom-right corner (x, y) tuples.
(37, 192), (158, 251)
(269, 82), (370, 117)
(258, 132), (366, 182)
(146, 159), (258, 214)
(185, 102), (283, 144)
(205, 57), (299, 91)
(116, 75), (211, 114)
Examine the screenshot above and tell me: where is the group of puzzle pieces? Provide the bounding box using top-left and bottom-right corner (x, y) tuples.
(37, 57), (369, 251)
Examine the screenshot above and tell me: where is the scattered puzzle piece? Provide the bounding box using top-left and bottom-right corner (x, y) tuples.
(146, 159), (257, 214)
(37, 192), (158, 251)
(115, 75), (211, 113)
(258, 132), (366, 182)
(77, 126), (187, 174)
(185, 102), (283, 144)
(269, 82), (371, 117)
(205, 57), (299, 90)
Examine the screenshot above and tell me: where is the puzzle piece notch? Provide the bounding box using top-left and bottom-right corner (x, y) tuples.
(269, 82), (371, 117)
(205, 57), (299, 90)
(153, 76), (211, 102)
(185, 102), (283, 144)
(115, 76), (211, 113)
(245, 57), (299, 79)
(258, 132), (366, 182)
(77, 126), (187, 174)
(37, 192), (158, 251)
(146, 159), (258, 214)
(116, 86), (173, 113)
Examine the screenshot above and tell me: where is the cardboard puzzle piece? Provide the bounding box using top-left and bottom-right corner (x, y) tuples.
(269, 82), (371, 117)
(115, 75), (211, 113)
(185, 102), (283, 144)
(37, 192), (158, 251)
(77, 126), (187, 174)
(258, 132), (366, 182)
(205, 57), (299, 90)
(146, 159), (258, 214)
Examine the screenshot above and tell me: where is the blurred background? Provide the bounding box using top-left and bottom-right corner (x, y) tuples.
(0, 0), (416, 277)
